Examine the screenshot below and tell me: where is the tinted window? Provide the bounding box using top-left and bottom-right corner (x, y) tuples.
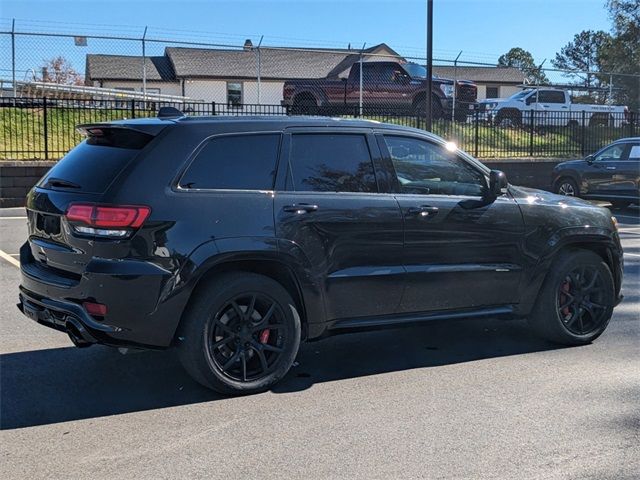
(287, 134), (377, 193)
(384, 135), (486, 196)
(594, 144), (627, 162)
(538, 91), (565, 104)
(38, 128), (154, 193)
(180, 134), (280, 190)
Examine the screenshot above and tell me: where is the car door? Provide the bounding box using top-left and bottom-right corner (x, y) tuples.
(274, 129), (404, 321)
(377, 133), (525, 313)
(583, 143), (630, 197)
(619, 143), (640, 199)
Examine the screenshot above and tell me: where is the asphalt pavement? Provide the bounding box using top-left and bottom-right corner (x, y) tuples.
(0, 205), (638, 479)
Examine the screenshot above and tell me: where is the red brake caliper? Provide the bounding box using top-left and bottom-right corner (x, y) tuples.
(560, 280), (571, 316)
(259, 329), (270, 344)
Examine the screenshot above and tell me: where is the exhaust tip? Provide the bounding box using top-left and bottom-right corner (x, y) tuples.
(66, 321), (93, 348)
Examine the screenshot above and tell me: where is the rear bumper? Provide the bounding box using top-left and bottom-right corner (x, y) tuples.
(18, 241), (183, 348)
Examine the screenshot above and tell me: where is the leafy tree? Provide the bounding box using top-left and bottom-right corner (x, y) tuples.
(497, 47), (549, 85)
(598, 0), (640, 110)
(38, 57), (84, 85)
(552, 30), (612, 89)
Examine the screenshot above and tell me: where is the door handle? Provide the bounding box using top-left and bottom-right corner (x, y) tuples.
(606, 166), (617, 170)
(407, 205), (439, 217)
(282, 203), (319, 214)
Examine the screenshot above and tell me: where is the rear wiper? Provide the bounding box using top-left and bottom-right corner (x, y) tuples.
(44, 178), (81, 189)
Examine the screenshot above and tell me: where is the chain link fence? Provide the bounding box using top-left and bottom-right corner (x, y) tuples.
(1, 20), (638, 160)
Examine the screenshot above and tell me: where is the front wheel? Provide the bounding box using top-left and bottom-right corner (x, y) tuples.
(177, 272), (301, 395)
(528, 250), (615, 345)
(556, 177), (579, 197)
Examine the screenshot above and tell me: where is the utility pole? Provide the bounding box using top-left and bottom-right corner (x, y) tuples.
(425, 0), (434, 130)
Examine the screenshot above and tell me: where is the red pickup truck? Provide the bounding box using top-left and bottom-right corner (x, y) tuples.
(282, 61), (477, 120)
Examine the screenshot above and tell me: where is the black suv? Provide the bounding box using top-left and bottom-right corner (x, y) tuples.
(552, 137), (639, 207)
(18, 115), (624, 394)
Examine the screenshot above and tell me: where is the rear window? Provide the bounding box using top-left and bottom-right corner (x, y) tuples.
(38, 128), (153, 194)
(179, 134), (281, 190)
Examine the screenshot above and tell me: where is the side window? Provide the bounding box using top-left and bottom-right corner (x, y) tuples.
(625, 144), (639, 161)
(486, 86), (499, 98)
(539, 91), (565, 103)
(594, 144), (627, 162)
(227, 82), (243, 107)
(180, 134), (280, 190)
(287, 134), (377, 193)
(383, 135), (486, 196)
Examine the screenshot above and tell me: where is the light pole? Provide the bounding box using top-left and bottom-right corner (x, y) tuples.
(426, 0), (434, 130)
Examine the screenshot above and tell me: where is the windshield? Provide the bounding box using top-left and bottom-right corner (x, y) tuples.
(403, 63), (427, 79)
(510, 90), (534, 100)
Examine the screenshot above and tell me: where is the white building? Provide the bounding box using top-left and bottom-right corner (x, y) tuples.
(85, 43), (525, 106)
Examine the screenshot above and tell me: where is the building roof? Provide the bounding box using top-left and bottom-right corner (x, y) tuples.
(85, 54), (176, 82)
(164, 43), (402, 80)
(432, 66), (525, 84)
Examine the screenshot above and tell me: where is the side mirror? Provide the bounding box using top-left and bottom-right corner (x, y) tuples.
(585, 154), (595, 164)
(488, 170), (508, 198)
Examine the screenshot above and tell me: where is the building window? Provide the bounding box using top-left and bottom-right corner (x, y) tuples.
(486, 86), (499, 99)
(227, 82), (243, 107)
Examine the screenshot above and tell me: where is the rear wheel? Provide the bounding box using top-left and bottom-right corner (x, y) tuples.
(177, 272), (301, 394)
(528, 250), (614, 345)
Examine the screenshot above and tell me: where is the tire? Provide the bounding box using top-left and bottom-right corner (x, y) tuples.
(413, 96), (443, 122)
(177, 272), (301, 395)
(528, 250), (615, 345)
(556, 177), (579, 197)
(495, 109), (521, 127)
(291, 94), (318, 115)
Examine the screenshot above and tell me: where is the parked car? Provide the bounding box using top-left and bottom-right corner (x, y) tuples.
(552, 137), (640, 207)
(282, 61), (477, 120)
(477, 88), (629, 127)
(18, 113), (623, 395)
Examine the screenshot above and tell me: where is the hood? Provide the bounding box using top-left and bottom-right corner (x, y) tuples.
(556, 159), (585, 168)
(508, 185), (595, 208)
(480, 98), (507, 104)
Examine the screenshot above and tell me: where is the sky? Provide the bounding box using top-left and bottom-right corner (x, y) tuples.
(0, 0), (613, 76)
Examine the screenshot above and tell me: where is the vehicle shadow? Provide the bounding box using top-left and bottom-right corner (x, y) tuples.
(0, 316), (561, 430)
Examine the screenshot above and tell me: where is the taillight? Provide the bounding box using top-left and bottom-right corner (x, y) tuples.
(66, 203), (151, 237)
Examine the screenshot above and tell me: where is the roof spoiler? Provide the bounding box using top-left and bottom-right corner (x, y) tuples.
(158, 106), (185, 118)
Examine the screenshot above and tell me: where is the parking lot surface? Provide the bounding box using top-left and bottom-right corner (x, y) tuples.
(1, 205), (638, 479)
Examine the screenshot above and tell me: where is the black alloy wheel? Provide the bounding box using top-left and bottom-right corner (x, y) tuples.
(177, 272), (301, 394)
(556, 265), (609, 336)
(206, 293), (288, 382)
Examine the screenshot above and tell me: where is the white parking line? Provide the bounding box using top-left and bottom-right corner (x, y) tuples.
(624, 253), (640, 258)
(0, 217), (27, 220)
(0, 249), (20, 268)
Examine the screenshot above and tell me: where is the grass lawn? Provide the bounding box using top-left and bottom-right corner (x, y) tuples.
(0, 106), (634, 160)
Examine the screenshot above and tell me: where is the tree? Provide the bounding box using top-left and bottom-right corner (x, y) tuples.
(552, 30), (612, 89)
(598, 0), (640, 110)
(38, 57), (84, 85)
(498, 47), (549, 85)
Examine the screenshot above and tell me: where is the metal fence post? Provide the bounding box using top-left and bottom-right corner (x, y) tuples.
(43, 97), (49, 160)
(11, 19), (16, 100)
(580, 111), (586, 156)
(131, 99), (135, 119)
(256, 36), (263, 105)
(142, 26), (148, 103)
(529, 110), (534, 156)
(358, 47), (364, 117)
(474, 109), (479, 157)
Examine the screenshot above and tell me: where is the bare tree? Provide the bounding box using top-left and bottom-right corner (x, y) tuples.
(39, 57), (84, 85)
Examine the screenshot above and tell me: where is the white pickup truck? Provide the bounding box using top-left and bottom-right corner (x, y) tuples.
(478, 88), (629, 127)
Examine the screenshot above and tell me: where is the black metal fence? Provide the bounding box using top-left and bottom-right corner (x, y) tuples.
(0, 97), (637, 160)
